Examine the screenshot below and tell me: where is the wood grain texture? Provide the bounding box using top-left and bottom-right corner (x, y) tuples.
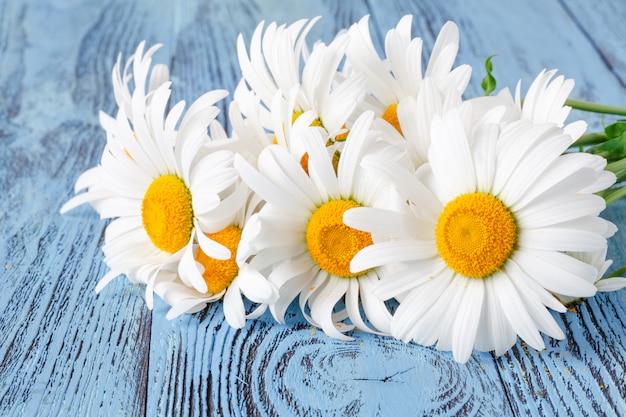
(1, 0), (625, 416)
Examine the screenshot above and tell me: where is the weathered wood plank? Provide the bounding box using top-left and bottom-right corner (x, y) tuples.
(148, 299), (514, 417)
(0, 122), (153, 416)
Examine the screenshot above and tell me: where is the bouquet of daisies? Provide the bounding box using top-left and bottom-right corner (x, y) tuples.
(61, 16), (626, 363)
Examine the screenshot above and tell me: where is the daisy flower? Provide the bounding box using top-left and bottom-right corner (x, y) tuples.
(153, 187), (278, 328)
(61, 42), (243, 307)
(234, 111), (405, 339)
(229, 82), (325, 165)
(346, 15), (471, 165)
(345, 106), (617, 362)
(235, 18), (365, 144)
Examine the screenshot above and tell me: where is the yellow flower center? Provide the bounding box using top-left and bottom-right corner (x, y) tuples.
(306, 199), (373, 278)
(141, 175), (194, 253)
(435, 192), (517, 279)
(195, 225), (242, 294)
(382, 103), (403, 135)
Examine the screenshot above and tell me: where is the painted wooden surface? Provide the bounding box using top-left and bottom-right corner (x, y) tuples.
(1, 0), (625, 415)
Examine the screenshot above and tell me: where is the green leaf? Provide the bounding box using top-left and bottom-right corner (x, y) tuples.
(604, 120), (626, 139)
(480, 55), (498, 96)
(587, 122), (626, 161)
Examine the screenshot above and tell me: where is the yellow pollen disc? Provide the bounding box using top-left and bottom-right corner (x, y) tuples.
(382, 103), (403, 135)
(435, 192), (517, 279)
(195, 225), (242, 294)
(306, 200), (373, 278)
(141, 175), (194, 253)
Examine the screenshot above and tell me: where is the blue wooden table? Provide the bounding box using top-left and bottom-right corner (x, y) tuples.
(2, 0), (626, 415)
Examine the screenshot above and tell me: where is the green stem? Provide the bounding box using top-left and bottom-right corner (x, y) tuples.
(571, 132), (608, 147)
(598, 186), (626, 206)
(606, 158), (626, 178)
(565, 99), (626, 116)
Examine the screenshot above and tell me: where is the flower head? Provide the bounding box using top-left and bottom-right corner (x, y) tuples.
(61, 42), (244, 307)
(347, 15), (471, 166)
(345, 105), (616, 362)
(234, 112), (406, 338)
(233, 17), (365, 158)
(154, 188), (278, 328)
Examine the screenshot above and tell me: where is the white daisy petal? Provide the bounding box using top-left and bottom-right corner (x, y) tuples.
(471, 123), (499, 194)
(359, 272), (393, 334)
(360, 154), (442, 218)
(234, 153), (307, 210)
(95, 269), (124, 293)
(514, 250), (597, 297)
(596, 278), (626, 292)
(344, 278), (378, 334)
(509, 274), (565, 340)
(498, 131), (572, 206)
(451, 278), (484, 363)
(338, 111), (375, 196)
(519, 227), (606, 252)
(245, 304), (269, 320)
(309, 276), (353, 340)
(350, 240), (437, 273)
(344, 207), (435, 239)
(391, 268), (455, 341)
(196, 184), (248, 232)
(259, 145), (321, 207)
(237, 264), (278, 304)
(270, 265), (317, 324)
(511, 165), (600, 212)
(179, 234), (208, 293)
(493, 272), (545, 351)
(194, 220), (230, 260)
(505, 258), (567, 313)
(192, 193), (221, 217)
(372, 258), (446, 300)
(429, 110), (476, 198)
(480, 277), (518, 355)
(302, 129), (340, 200)
(297, 270), (332, 326)
(223, 280), (246, 329)
(166, 298), (210, 320)
(516, 194), (606, 229)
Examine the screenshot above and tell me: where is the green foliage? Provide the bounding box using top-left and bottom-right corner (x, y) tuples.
(588, 120), (626, 162)
(480, 55), (498, 96)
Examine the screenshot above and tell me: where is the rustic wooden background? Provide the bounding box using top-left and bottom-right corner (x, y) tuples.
(1, 0), (626, 415)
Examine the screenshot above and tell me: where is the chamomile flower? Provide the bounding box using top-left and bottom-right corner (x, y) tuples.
(234, 112), (405, 338)
(153, 187), (279, 328)
(229, 82), (325, 164)
(347, 15), (471, 165)
(61, 42), (243, 307)
(235, 18), (365, 144)
(345, 106), (617, 362)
